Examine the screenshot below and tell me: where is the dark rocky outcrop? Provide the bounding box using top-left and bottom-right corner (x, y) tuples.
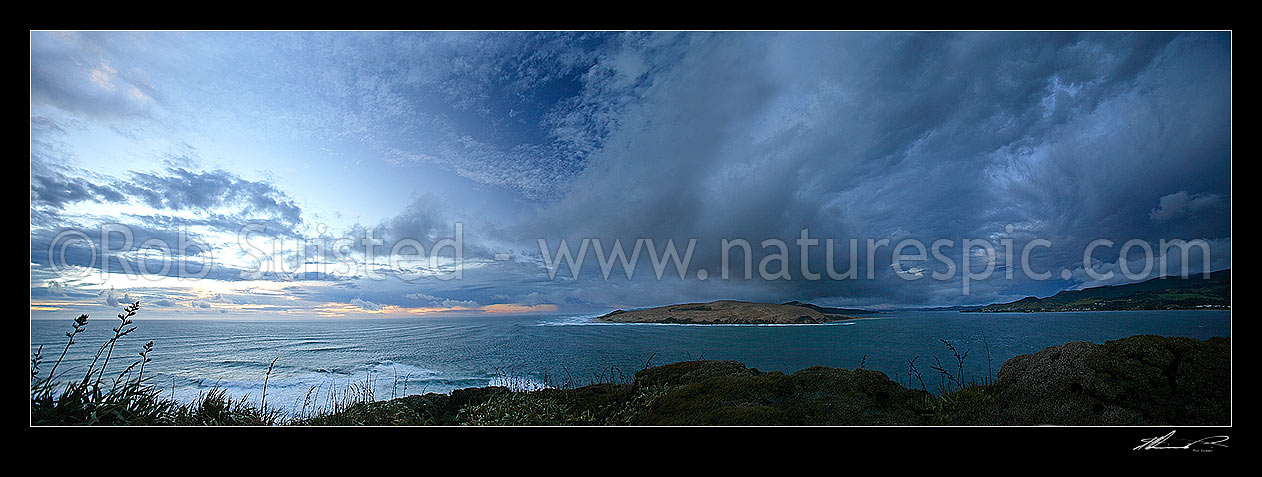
(630, 362), (929, 425)
(953, 335), (1230, 425)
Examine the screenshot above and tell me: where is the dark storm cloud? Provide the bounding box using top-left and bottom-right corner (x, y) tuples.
(501, 31), (1230, 307)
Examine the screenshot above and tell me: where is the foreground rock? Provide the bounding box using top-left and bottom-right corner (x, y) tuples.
(596, 300), (860, 324)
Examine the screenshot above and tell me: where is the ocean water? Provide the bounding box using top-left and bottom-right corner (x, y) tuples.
(30, 310), (1230, 415)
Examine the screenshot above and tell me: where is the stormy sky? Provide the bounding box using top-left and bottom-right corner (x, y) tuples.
(30, 31), (1231, 319)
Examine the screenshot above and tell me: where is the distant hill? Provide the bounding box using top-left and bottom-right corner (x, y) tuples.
(884, 305), (980, 312)
(966, 269), (1230, 312)
(596, 300), (863, 324)
(780, 301), (879, 315)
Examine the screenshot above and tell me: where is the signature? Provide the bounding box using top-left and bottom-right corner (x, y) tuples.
(1134, 430), (1229, 451)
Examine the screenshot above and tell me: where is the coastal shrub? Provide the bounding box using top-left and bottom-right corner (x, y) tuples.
(603, 384), (671, 425)
(169, 387), (284, 425)
(459, 391), (593, 425)
(295, 399), (431, 425)
(950, 335), (1230, 425)
(926, 385), (995, 425)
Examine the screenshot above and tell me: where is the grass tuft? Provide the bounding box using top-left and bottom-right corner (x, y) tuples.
(31, 303), (285, 425)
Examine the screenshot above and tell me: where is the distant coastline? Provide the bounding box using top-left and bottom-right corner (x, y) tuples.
(963, 269), (1230, 313)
